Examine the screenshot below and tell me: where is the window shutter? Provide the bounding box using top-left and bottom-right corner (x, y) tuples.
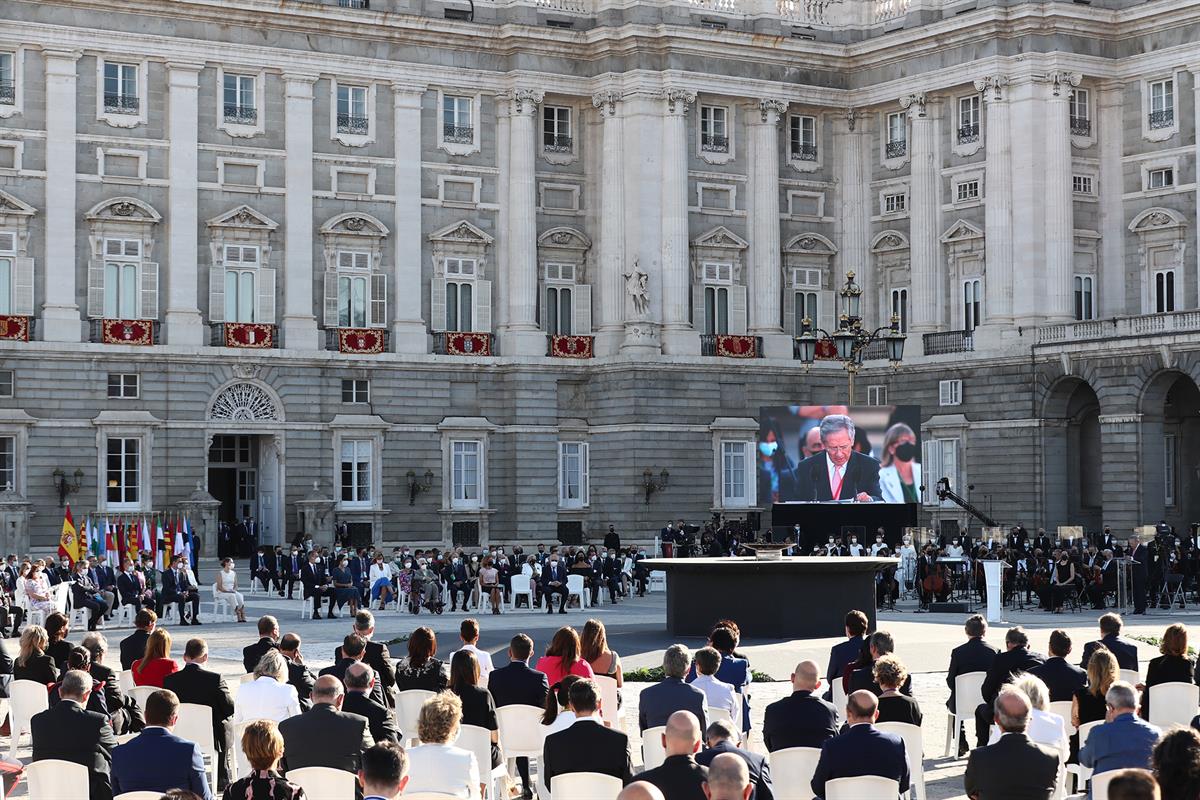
(729, 284), (748, 334)
(692, 283), (706, 333)
(369, 273), (387, 328)
(475, 279), (492, 332)
(257, 267), (276, 323)
(580, 442), (590, 506)
(745, 441), (757, 507)
(139, 262), (159, 320)
(921, 440), (936, 504)
(942, 439), (960, 502)
(430, 278), (447, 332)
(208, 266), (225, 323)
(88, 260), (106, 318)
(572, 284), (592, 336)
(323, 271), (340, 328)
(782, 289), (796, 338)
(13, 258), (34, 316)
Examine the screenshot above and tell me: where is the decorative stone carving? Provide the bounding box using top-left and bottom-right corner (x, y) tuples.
(844, 108), (858, 131)
(899, 93), (926, 117)
(344, 217), (367, 231)
(662, 89), (697, 115)
(506, 88), (544, 116)
(231, 364), (261, 380)
(759, 99), (788, 124)
(973, 75), (1009, 101)
(1043, 71), (1082, 97)
(209, 383), (280, 422)
(592, 91), (621, 117)
(625, 260), (649, 317)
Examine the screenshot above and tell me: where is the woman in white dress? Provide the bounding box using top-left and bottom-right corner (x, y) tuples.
(24, 562), (55, 617)
(215, 557), (247, 622)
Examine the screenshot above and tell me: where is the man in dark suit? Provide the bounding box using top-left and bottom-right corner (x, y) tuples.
(243, 615), (280, 673)
(447, 556), (471, 611)
(81, 631), (143, 736)
(161, 555), (201, 625)
(331, 611), (396, 707)
(824, 611), (868, 701)
(810, 690), (909, 800)
(111, 689), (212, 800)
(116, 557), (156, 611)
(792, 415), (883, 502)
(1079, 613), (1140, 671)
(696, 719), (774, 800)
(639, 645), (708, 733)
(762, 660), (838, 752)
(638, 711), (708, 800)
(279, 675), (374, 774)
(300, 550), (336, 618)
(343, 662), (400, 744)
(31, 669), (119, 800)
(489, 634), (550, 799)
(120, 609), (156, 670)
(70, 559), (107, 631)
(1130, 535), (1149, 614)
(279, 633), (317, 710)
(163, 638), (236, 788)
(542, 679), (633, 786)
(281, 545), (304, 600)
(540, 554), (570, 614)
(249, 547), (278, 594)
(1030, 629), (1087, 702)
(964, 688), (1061, 800)
(946, 614), (999, 755)
(975, 627), (1045, 747)
(319, 634), (386, 707)
(848, 631), (913, 696)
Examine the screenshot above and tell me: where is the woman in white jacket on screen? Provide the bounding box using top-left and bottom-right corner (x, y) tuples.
(878, 422), (922, 504)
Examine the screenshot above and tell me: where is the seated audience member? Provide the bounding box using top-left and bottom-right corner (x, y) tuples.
(49, 647), (112, 717)
(1080, 613), (1140, 672)
(688, 626), (751, 738)
(82, 632), (144, 735)
(695, 719), (774, 800)
(221, 719), (305, 800)
(825, 610), (869, 700)
(344, 662), (400, 744)
(691, 646), (741, 733)
(14, 624), (59, 685)
(874, 655), (922, 727)
(132, 628), (180, 688)
(542, 678), (633, 787)
(762, 660), (838, 752)
(848, 630), (913, 696)
(975, 626), (1045, 748)
(405, 692), (481, 799)
(964, 687), (1061, 800)
(1105, 769), (1161, 800)
(452, 618), (495, 682)
(337, 611), (397, 705)
(1029, 629), (1087, 703)
(233, 649), (301, 723)
(811, 690), (909, 800)
(278, 633), (317, 710)
(319, 634), (387, 707)
(31, 669), (118, 800)
(1152, 728), (1200, 800)
(535, 626), (595, 687)
(162, 637), (235, 789)
(617, 783), (667, 800)
(541, 675), (582, 737)
(987, 674), (1066, 754)
(395, 626), (449, 692)
(638, 710), (708, 800)
(278, 674), (374, 774)
(488, 634), (549, 800)
(1080, 682), (1161, 790)
(242, 615), (280, 673)
(582, 619), (623, 703)
(639, 644), (707, 732)
(120, 610), (157, 670)
(706, 752), (753, 800)
(111, 689), (212, 800)
(450, 650), (501, 769)
(43, 612), (72, 671)
(1141, 623), (1194, 721)
(359, 740), (410, 800)
(947, 615), (999, 710)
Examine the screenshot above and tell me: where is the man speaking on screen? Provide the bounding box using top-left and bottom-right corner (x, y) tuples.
(794, 414), (883, 502)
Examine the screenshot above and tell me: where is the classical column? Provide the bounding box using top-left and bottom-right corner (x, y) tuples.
(660, 88), (698, 356)
(620, 92), (665, 355)
(1043, 71), (1080, 322)
(975, 75), (1013, 323)
(1097, 81), (1126, 317)
(749, 99), (789, 358)
(391, 84), (428, 354)
(42, 50), (82, 342)
(592, 91), (626, 356)
(164, 63), (205, 346)
(835, 108), (870, 326)
(902, 93), (939, 334)
(1193, 69), (1200, 307)
(498, 88), (544, 356)
(281, 74), (319, 351)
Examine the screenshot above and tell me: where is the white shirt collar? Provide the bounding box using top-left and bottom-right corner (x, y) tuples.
(826, 453), (845, 476)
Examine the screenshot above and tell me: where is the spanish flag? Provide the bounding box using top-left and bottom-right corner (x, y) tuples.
(57, 504), (78, 566)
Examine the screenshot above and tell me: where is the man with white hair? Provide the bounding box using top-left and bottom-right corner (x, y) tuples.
(705, 753), (752, 800)
(1078, 682), (1161, 794)
(964, 687), (1061, 800)
(639, 645), (709, 732)
(793, 414), (883, 502)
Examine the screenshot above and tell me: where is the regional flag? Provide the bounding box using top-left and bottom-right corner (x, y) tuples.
(105, 518), (117, 563)
(57, 505), (78, 566)
(162, 516), (174, 567)
(174, 518), (187, 565)
(91, 517), (105, 558)
(154, 518), (164, 571)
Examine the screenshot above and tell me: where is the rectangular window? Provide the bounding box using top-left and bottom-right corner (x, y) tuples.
(1073, 275), (1095, 321)
(105, 437), (140, 506)
(883, 192), (906, 214)
(789, 115), (817, 161)
(1164, 433), (1177, 507)
(793, 291), (818, 336)
(1150, 79), (1174, 128)
(340, 439), (372, 505)
(341, 378), (370, 403)
(0, 435), (13, 492)
(338, 274), (368, 328)
(0, 53), (13, 106)
(955, 180), (980, 203)
(890, 287), (909, 334)
(451, 440), (481, 507)
(886, 112), (906, 157)
(700, 106), (729, 153)
(705, 286), (729, 335)
(222, 73), (257, 125)
(866, 385), (887, 406)
(107, 373), (140, 399)
(103, 238), (141, 319)
(545, 285), (573, 336)
(1148, 168), (1174, 190)
(721, 441), (748, 507)
(1069, 89), (1090, 135)
(1155, 269), (1176, 313)
(445, 281), (474, 332)
(103, 62), (139, 114)
(443, 95), (473, 143)
(963, 278), (982, 331)
(939, 378), (962, 407)
(1072, 175), (1094, 195)
(922, 437), (960, 505)
(336, 85), (369, 134)
(223, 245), (260, 324)
(558, 442), (589, 508)
(543, 106), (572, 151)
(957, 95), (980, 143)
(0, 370), (12, 398)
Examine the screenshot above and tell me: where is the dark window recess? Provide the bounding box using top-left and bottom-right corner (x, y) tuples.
(346, 522), (374, 547)
(557, 520), (585, 545)
(444, 8), (471, 19)
(546, 19), (574, 28)
(452, 521), (480, 547)
(939, 519), (961, 540)
(700, 18), (728, 28)
(791, 31), (816, 39)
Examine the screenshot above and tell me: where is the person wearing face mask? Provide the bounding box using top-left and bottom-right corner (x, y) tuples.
(946, 537), (964, 558)
(410, 559), (442, 614)
(870, 529), (889, 557)
(369, 555), (395, 610)
(447, 555), (472, 612)
(847, 535), (864, 557)
(878, 422), (920, 504)
(541, 554), (570, 614)
(757, 419), (800, 505)
(823, 536), (841, 557)
(281, 545), (304, 600)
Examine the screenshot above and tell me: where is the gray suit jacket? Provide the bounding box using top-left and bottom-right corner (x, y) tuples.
(278, 702), (373, 774)
(638, 677), (708, 732)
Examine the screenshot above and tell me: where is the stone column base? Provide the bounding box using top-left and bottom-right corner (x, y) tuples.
(593, 328), (625, 358)
(757, 332), (794, 360)
(660, 325), (699, 356)
(165, 309), (206, 347)
(496, 327), (547, 357)
(391, 321), (429, 355)
(620, 321), (661, 355)
(281, 315), (320, 352)
(41, 305), (83, 343)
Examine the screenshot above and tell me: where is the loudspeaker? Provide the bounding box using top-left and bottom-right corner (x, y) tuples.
(928, 601), (971, 613)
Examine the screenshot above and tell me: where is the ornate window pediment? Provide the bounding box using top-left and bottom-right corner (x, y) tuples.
(871, 230), (910, 254)
(940, 219), (985, 244)
(0, 190), (36, 257)
(208, 382), (282, 422)
(1129, 207), (1186, 233)
(429, 220), (494, 246)
(692, 226), (748, 252)
(783, 232), (837, 256)
(207, 205), (279, 232)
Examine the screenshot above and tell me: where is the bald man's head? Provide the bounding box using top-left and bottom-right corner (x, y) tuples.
(846, 689), (878, 724)
(617, 782), (667, 800)
(792, 660), (820, 692)
(995, 687), (1032, 733)
(311, 674), (345, 707)
(663, 710), (702, 756)
(705, 752), (751, 800)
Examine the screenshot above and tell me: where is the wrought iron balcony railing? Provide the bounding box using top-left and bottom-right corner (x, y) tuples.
(544, 133), (573, 152)
(956, 122), (980, 144)
(922, 329), (975, 356)
(1149, 109), (1174, 130)
(701, 134), (730, 153)
(885, 140), (906, 158)
(1069, 116), (1091, 137)
(443, 124), (474, 144)
(0, 81), (14, 106)
(338, 0), (369, 6)
(791, 143), (818, 161)
(223, 104), (258, 125)
(103, 93), (139, 114)
(336, 114), (369, 134)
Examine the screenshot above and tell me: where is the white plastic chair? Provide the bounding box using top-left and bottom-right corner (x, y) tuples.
(565, 574), (587, 609)
(832, 679), (848, 725)
(68, 606), (91, 632)
(496, 704), (544, 795)
(209, 584), (234, 622)
(551, 772), (623, 800)
(232, 719), (264, 778)
(877, 722), (924, 800)
(509, 575), (533, 611)
(118, 669), (135, 694)
(1091, 770), (1120, 800)
(51, 583), (70, 614)
(128, 685), (158, 709)
(944, 671), (987, 756)
(26, 759), (89, 800)
(1066, 719), (1105, 788)
(8, 678), (49, 758)
(114, 604), (138, 628)
(288, 766), (357, 798)
(641, 726), (667, 771)
(175, 703), (217, 788)
(825, 775), (900, 800)
(161, 603), (179, 625)
(396, 689), (436, 746)
(1049, 700), (1076, 738)
(768, 747), (822, 800)
(648, 571), (666, 592)
(1149, 682), (1200, 729)
(457, 723), (507, 799)
(1120, 668), (1140, 686)
(592, 674), (623, 729)
(115, 793), (163, 800)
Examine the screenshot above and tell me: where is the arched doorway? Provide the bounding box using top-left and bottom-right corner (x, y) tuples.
(1043, 378), (1103, 530)
(1141, 371), (1200, 529)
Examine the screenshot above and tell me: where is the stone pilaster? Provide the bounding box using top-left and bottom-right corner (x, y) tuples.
(902, 93), (939, 334)
(749, 99), (790, 358)
(835, 108), (870, 326)
(1097, 82), (1126, 318)
(391, 85), (428, 354)
(498, 88), (545, 357)
(164, 63), (205, 346)
(281, 75), (320, 351)
(975, 76), (1013, 324)
(660, 88), (698, 355)
(592, 91), (626, 357)
(42, 50), (82, 342)
(1042, 71), (1081, 322)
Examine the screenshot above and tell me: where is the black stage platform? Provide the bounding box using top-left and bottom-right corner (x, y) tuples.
(641, 556), (898, 638)
(770, 502), (918, 551)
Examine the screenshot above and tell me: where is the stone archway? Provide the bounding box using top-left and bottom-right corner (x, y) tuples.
(1140, 370), (1200, 528)
(1042, 377), (1103, 530)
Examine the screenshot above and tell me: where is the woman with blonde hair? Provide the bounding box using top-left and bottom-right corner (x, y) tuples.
(131, 628), (178, 687)
(1141, 623), (1194, 720)
(1069, 646), (1118, 762)
(12, 625), (57, 685)
(221, 719), (307, 799)
(405, 692), (481, 798)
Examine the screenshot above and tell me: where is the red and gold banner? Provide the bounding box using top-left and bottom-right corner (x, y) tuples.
(444, 332), (491, 356)
(102, 319), (154, 346)
(549, 335), (594, 359)
(337, 328), (387, 354)
(0, 315), (30, 342)
(814, 338), (838, 360)
(224, 322), (275, 349)
(715, 334), (758, 358)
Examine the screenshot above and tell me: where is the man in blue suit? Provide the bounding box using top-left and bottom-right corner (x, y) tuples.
(640, 645), (708, 733)
(488, 634), (549, 800)
(540, 553), (570, 614)
(1079, 682), (1161, 797)
(824, 610), (869, 701)
(1078, 613), (1140, 672)
(811, 690), (909, 800)
(111, 688), (212, 800)
(696, 719), (774, 800)
(447, 555), (472, 611)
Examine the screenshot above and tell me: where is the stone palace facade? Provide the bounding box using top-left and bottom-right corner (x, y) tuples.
(0, 0), (1198, 554)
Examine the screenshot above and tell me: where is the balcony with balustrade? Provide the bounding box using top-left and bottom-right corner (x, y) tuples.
(544, 133), (573, 153)
(1035, 310), (1200, 348)
(1149, 109), (1174, 129)
(0, 81), (14, 106)
(701, 133), (729, 153)
(223, 104), (258, 125)
(444, 124), (474, 144)
(1070, 116), (1091, 137)
(791, 143), (818, 162)
(103, 93), (139, 115)
(337, 114), (369, 135)
(922, 329), (974, 356)
(956, 122), (979, 144)
(885, 140), (907, 159)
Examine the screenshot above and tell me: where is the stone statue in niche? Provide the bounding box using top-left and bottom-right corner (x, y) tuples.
(625, 259), (649, 317)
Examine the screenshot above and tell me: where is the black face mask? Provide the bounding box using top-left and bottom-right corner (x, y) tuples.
(894, 442), (917, 462)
